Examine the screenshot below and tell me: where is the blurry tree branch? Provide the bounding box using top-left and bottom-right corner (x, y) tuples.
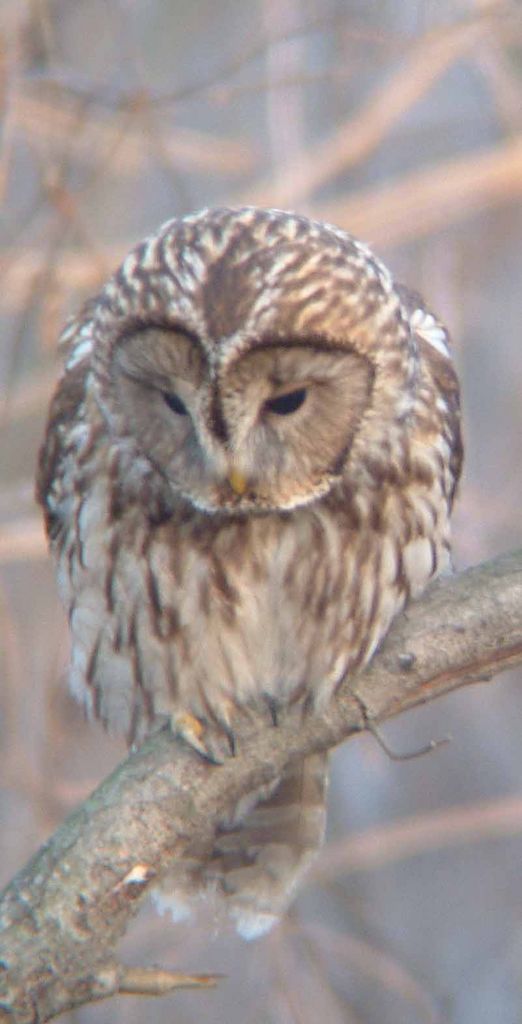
(317, 135), (522, 247)
(0, 548), (521, 1023)
(11, 92), (257, 176)
(3, 134), (522, 318)
(234, 11), (511, 209)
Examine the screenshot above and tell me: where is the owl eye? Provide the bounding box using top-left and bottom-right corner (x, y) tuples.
(265, 388), (307, 416)
(163, 391), (188, 416)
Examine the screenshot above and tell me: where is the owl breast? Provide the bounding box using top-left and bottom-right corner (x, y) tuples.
(57, 433), (450, 745)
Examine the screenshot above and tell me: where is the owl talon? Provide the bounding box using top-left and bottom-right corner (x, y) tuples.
(214, 699), (239, 758)
(170, 712), (223, 765)
(170, 711), (239, 764)
(265, 696), (280, 727)
(223, 725), (237, 757)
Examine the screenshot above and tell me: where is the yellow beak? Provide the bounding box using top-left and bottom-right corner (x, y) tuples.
(228, 468), (248, 496)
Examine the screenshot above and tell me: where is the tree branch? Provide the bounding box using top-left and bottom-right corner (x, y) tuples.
(1, 549), (521, 1023)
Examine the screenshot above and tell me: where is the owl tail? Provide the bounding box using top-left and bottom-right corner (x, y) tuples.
(153, 752), (328, 939)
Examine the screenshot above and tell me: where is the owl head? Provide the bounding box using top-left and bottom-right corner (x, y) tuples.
(68, 207), (418, 514)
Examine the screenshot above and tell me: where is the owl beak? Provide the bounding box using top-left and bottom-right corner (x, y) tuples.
(227, 468), (248, 496)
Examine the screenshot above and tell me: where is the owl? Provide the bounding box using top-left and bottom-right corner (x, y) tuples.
(37, 207), (462, 939)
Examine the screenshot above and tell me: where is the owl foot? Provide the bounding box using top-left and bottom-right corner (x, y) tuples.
(264, 694), (306, 729)
(171, 711), (236, 765)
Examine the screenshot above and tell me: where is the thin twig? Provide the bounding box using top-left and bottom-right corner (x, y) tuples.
(117, 966), (222, 995)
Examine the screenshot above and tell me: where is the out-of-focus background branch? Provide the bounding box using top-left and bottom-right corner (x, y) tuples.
(1, 3), (521, 1023)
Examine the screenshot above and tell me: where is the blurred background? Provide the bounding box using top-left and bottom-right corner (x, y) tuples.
(1, 1), (522, 1021)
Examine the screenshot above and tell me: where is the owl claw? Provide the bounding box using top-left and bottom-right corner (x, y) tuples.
(171, 711), (222, 764)
(265, 696), (280, 727)
(215, 699), (239, 758)
(223, 725), (237, 756)
(170, 711), (237, 765)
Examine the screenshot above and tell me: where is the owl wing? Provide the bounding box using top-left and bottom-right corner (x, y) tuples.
(398, 284), (463, 508)
(36, 356), (89, 543)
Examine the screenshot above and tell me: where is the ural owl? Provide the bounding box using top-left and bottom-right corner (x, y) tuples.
(37, 207), (462, 938)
